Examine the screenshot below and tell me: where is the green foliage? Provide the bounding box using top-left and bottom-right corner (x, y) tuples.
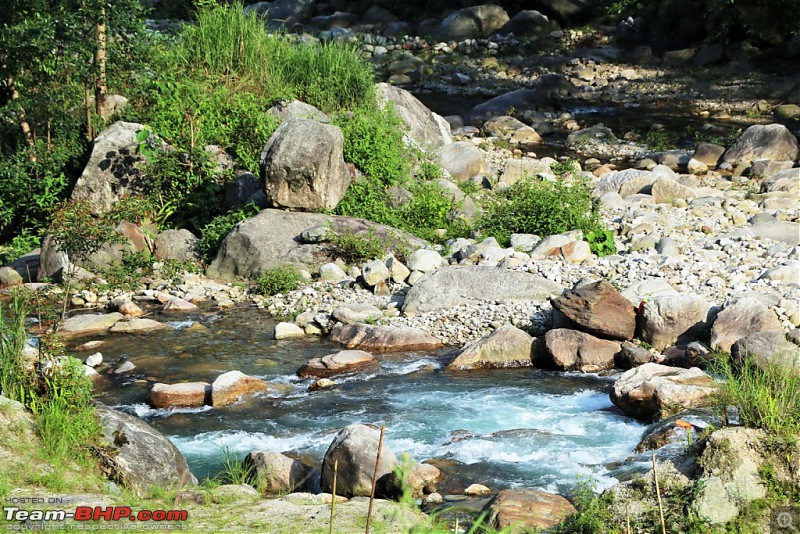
(215, 446), (254, 485)
(0, 232), (41, 266)
(0, 291), (100, 465)
(478, 175), (603, 247)
(255, 265), (304, 296)
(551, 158), (580, 176)
(101, 250), (152, 291)
(327, 229), (388, 264)
(335, 103), (409, 187)
(48, 200), (122, 267)
(195, 203), (260, 262)
(645, 130), (678, 152)
(402, 180), (469, 242)
(334, 180), (399, 227)
(713, 355), (800, 440)
(552, 479), (620, 534)
(584, 229), (617, 257)
(458, 180), (481, 196)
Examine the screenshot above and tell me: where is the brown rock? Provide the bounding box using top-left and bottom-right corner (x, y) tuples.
(211, 371), (269, 407)
(330, 324), (443, 353)
(551, 280), (636, 340)
(485, 488), (576, 532)
(244, 451), (310, 494)
(710, 298), (783, 352)
(116, 300), (144, 317)
(297, 350), (378, 378)
(150, 382), (211, 409)
(162, 297), (199, 313)
(541, 329), (621, 372)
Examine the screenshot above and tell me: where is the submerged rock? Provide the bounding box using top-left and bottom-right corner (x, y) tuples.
(297, 350), (379, 378)
(149, 382), (211, 409)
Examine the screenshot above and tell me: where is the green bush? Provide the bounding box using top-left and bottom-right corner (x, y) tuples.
(48, 200), (123, 269)
(255, 265), (304, 296)
(585, 229), (617, 257)
(335, 103), (410, 187)
(327, 229), (388, 264)
(479, 175), (603, 247)
(196, 203), (260, 262)
(401, 180), (469, 242)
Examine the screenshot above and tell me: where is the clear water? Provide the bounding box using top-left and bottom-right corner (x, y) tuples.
(88, 307), (647, 493)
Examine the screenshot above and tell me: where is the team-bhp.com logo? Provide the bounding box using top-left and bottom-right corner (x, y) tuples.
(3, 505), (188, 530)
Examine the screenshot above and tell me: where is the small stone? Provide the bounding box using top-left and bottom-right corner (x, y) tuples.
(275, 322), (305, 340)
(86, 352), (103, 367)
(465, 483), (492, 496)
(114, 361), (136, 374)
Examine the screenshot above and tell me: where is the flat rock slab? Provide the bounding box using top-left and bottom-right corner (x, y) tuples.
(402, 266), (565, 314)
(551, 280), (636, 340)
(58, 313), (124, 338)
(447, 325), (534, 370)
(330, 324), (443, 353)
(109, 318), (167, 334)
(150, 382), (211, 409)
(611, 363), (718, 420)
(162, 297), (198, 313)
(297, 350), (378, 378)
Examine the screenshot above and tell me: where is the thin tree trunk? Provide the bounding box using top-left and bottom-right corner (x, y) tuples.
(6, 75), (37, 162)
(94, 4), (108, 122)
(85, 84), (94, 141)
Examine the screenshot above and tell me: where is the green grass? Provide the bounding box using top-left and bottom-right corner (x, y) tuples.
(713, 354), (800, 440)
(255, 265), (304, 296)
(326, 229), (389, 264)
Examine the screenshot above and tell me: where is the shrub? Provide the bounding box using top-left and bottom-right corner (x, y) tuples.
(196, 203), (260, 262)
(48, 200), (123, 269)
(478, 174), (603, 247)
(401, 180), (469, 242)
(584, 228), (617, 257)
(255, 265), (304, 296)
(333, 179), (399, 228)
(327, 229), (388, 264)
(335, 103), (409, 187)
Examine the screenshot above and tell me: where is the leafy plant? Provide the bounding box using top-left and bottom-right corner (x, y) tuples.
(215, 446), (254, 485)
(101, 250), (153, 291)
(255, 265), (304, 296)
(585, 229), (617, 257)
(478, 174), (603, 247)
(48, 200), (123, 270)
(458, 180), (481, 196)
(551, 479), (620, 534)
(195, 203), (260, 262)
(326, 229), (388, 264)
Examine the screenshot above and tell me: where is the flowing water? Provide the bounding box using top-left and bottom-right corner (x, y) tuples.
(90, 307), (649, 494)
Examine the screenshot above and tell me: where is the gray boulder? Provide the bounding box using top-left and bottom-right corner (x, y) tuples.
(431, 5), (510, 41)
(403, 266), (564, 314)
(332, 303), (383, 325)
(447, 325), (535, 370)
(722, 123), (800, 164)
(692, 143), (726, 168)
(375, 83), (451, 149)
(95, 404), (197, 493)
(154, 229), (199, 262)
(760, 167), (799, 194)
(437, 142), (487, 182)
(731, 330), (799, 374)
(637, 295), (717, 351)
(71, 121), (148, 215)
(496, 10), (551, 36)
(244, 451), (311, 494)
(610, 363), (718, 420)
(207, 209), (425, 280)
(594, 169), (654, 197)
(465, 87), (568, 127)
(267, 100), (329, 124)
(321, 424), (399, 498)
(541, 328), (621, 372)
(261, 118), (350, 211)
(710, 298), (783, 352)
(650, 177), (698, 204)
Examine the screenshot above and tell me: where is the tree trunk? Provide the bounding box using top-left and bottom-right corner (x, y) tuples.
(85, 84), (94, 141)
(6, 75), (37, 162)
(94, 4), (109, 122)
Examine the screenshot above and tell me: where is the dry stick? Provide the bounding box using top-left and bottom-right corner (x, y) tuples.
(652, 452), (666, 534)
(365, 425), (386, 534)
(454, 517), (459, 534)
(626, 503), (631, 534)
(329, 459), (339, 534)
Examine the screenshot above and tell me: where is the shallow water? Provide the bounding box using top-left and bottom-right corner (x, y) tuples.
(88, 307), (647, 493)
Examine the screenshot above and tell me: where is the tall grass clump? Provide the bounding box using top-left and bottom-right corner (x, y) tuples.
(714, 355), (800, 440)
(479, 174), (603, 247)
(0, 290), (34, 405)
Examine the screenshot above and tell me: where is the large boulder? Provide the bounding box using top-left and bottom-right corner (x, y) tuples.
(731, 330), (800, 374)
(431, 5), (510, 41)
(710, 298), (783, 352)
(541, 328), (620, 372)
(207, 210), (425, 280)
(636, 295), (717, 351)
(154, 229), (199, 261)
(403, 266), (564, 314)
(465, 88), (565, 127)
(58, 313), (124, 339)
(297, 350), (379, 378)
(484, 489), (576, 532)
(722, 123), (800, 165)
(71, 121), (148, 215)
(330, 324), (443, 353)
(95, 404), (197, 493)
(760, 167), (799, 194)
(610, 363), (718, 420)
(375, 83), (451, 149)
(211, 371), (269, 407)
(437, 141), (487, 182)
(496, 10), (551, 36)
(261, 118), (350, 211)
(149, 382), (210, 409)
(551, 280), (636, 340)
(244, 451), (311, 494)
(321, 424), (399, 498)
(447, 325), (535, 370)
